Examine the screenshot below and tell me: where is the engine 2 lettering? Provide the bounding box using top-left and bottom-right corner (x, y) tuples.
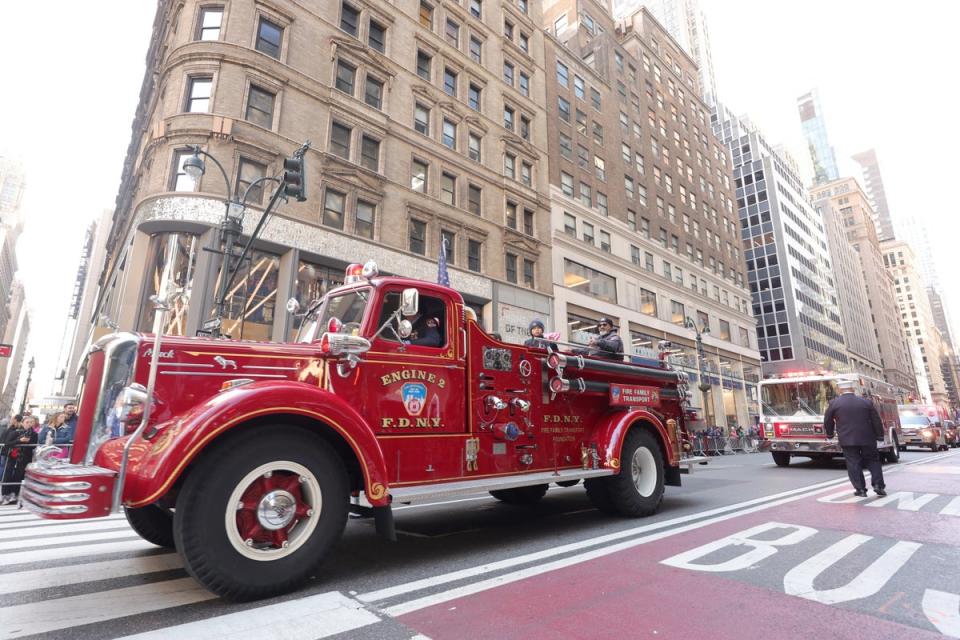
(380, 369), (447, 388)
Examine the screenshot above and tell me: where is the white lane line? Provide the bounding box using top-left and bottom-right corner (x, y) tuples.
(0, 578), (215, 639)
(0, 513), (126, 530)
(0, 518), (134, 537)
(357, 473), (854, 603)
(381, 478), (882, 616)
(0, 528), (139, 552)
(0, 554), (182, 594)
(114, 590), (380, 640)
(0, 539), (159, 567)
(365, 450), (954, 608)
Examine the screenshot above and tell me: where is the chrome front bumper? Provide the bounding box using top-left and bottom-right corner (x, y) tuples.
(22, 461), (117, 520)
(762, 440), (841, 454)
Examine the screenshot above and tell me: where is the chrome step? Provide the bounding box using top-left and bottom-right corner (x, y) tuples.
(384, 468), (615, 504)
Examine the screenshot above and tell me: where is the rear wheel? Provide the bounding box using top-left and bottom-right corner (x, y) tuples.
(489, 484), (549, 504)
(772, 452), (791, 467)
(883, 436), (900, 464)
(173, 427), (349, 601)
(124, 504), (175, 549)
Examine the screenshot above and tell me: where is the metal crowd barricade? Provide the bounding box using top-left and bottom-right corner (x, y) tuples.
(689, 433), (759, 456)
(1, 443), (75, 501)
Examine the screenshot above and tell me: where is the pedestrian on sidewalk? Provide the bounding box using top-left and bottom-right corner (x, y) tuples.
(823, 379), (886, 497)
(2, 415), (37, 504)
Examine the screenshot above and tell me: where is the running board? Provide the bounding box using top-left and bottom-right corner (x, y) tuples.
(384, 468), (616, 505)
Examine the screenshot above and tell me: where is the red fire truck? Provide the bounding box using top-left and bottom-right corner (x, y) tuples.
(758, 371), (902, 466)
(24, 261), (701, 600)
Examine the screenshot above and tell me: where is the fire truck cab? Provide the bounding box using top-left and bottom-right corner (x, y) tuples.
(24, 261), (700, 600)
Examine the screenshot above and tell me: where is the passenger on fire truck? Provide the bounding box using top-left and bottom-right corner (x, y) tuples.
(584, 317), (624, 360)
(405, 297), (445, 347)
(524, 319), (558, 351)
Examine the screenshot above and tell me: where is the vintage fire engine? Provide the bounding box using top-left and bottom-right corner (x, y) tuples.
(758, 371), (902, 466)
(24, 261), (700, 600)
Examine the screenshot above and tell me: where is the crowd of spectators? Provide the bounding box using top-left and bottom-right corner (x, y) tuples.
(0, 404), (77, 505)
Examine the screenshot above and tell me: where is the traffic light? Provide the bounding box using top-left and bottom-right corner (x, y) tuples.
(283, 155), (306, 202)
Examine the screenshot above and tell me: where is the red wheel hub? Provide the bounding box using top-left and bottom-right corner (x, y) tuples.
(235, 471), (312, 549)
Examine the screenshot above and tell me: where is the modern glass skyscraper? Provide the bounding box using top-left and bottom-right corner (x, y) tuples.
(797, 89), (839, 185)
(852, 149), (894, 241)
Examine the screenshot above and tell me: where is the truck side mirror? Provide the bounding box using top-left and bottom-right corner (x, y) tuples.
(401, 288), (419, 317)
(286, 297), (301, 314)
(398, 319), (413, 339)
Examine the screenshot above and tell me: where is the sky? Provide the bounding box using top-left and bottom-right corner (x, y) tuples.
(1, 0), (959, 401)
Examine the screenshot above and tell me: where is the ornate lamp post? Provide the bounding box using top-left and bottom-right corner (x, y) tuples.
(19, 356), (35, 415)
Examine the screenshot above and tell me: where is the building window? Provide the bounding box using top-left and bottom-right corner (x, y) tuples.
(506, 253), (518, 283)
(503, 20), (514, 40)
(739, 326), (750, 347)
(523, 208), (534, 235)
(172, 150), (198, 192)
(469, 36), (482, 63)
(719, 320), (731, 341)
(506, 201), (518, 229)
(335, 60), (356, 95)
(411, 159), (428, 192)
(559, 132), (572, 159)
(590, 87), (601, 110)
(663, 261), (672, 280)
(697, 311), (709, 332)
(409, 219), (427, 254)
(558, 96), (571, 122)
(440, 172), (457, 205)
(597, 192), (607, 216)
(554, 13), (568, 33)
(445, 19), (460, 47)
(419, 1), (433, 27)
(139, 233), (200, 335)
(556, 60), (569, 88)
(368, 20), (386, 52)
(563, 259), (617, 303)
(627, 210), (636, 231)
(504, 153), (515, 179)
(640, 289), (657, 316)
(582, 222), (594, 245)
(468, 239), (482, 271)
(468, 83), (481, 110)
(563, 213), (576, 236)
(329, 121), (352, 159)
(255, 17), (283, 58)
(579, 182), (591, 208)
(414, 103), (430, 134)
(468, 184), (482, 215)
(518, 0), (528, 14)
(245, 85), (275, 129)
(186, 76), (212, 112)
(358, 75), (382, 109)
(340, 2), (360, 36)
(519, 72), (529, 97)
(443, 67), (458, 96)
(560, 172), (574, 197)
(594, 155), (605, 181)
(356, 200), (375, 238)
(322, 188), (346, 229)
(593, 122), (603, 145)
(196, 6), (223, 40)
(521, 161), (532, 186)
(503, 61), (514, 85)
(442, 118), (457, 149)
(523, 259), (535, 288)
(416, 50), (432, 80)
(468, 132), (482, 161)
(236, 158), (267, 204)
(519, 33), (529, 53)
(644, 251), (654, 271)
(360, 134), (380, 171)
(600, 230), (611, 252)
(441, 229), (456, 263)
(630, 245), (640, 265)
(671, 300), (684, 325)
(470, 0), (482, 18)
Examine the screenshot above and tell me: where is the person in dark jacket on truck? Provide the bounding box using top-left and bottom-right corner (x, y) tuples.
(585, 317), (624, 361)
(524, 319), (558, 351)
(823, 378), (886, 497)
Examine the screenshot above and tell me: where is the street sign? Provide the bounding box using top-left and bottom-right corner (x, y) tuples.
(0, 343), (12, 358)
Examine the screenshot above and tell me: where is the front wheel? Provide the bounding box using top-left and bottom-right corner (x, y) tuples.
(173, 427), (349, 601)
(124, 504), (175, 548)
(772, 452), (791, 467)
(588, 429), (665, 517)
(883, 437), (900, 464)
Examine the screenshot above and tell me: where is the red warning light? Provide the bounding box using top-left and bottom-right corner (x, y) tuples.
(0, 344), (12, 358)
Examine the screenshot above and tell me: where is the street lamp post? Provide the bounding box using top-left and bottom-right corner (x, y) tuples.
(685, 316), (714, 424)
(19, 356), (35, 415)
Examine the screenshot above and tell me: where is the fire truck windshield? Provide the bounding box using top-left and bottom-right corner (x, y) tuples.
(296, 288), (369, 343)
(760, 380), (838, 418)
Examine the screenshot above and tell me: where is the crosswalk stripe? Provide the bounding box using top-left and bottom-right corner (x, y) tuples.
(0, 553), (182, 594)
(114, 590), (380, 640)
(0, 538), (157, 567)
(0, 528), (139, 552)
(0, 577), (215, 638)
(0, 513), (126, 530)
(0, 518), (133, 537)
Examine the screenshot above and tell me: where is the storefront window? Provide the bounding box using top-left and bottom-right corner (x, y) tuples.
(567, 312), (600, 345)
(138, 233), (199, 335)
(563, 259), (616, 304)
(215, 248), (280, 341)
(629, 330), (660, 358)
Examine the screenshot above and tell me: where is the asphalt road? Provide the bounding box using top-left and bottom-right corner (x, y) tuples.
(1, 448), (957, 639)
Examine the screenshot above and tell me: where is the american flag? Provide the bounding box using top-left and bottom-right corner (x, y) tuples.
(437, 236), (451, 286)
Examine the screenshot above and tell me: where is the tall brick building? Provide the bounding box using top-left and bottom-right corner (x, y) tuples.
(95, 0), (553, 344)
(541, 1), (759, 428)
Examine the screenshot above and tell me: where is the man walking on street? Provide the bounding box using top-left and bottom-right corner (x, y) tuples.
(823, 379), (886, 497)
